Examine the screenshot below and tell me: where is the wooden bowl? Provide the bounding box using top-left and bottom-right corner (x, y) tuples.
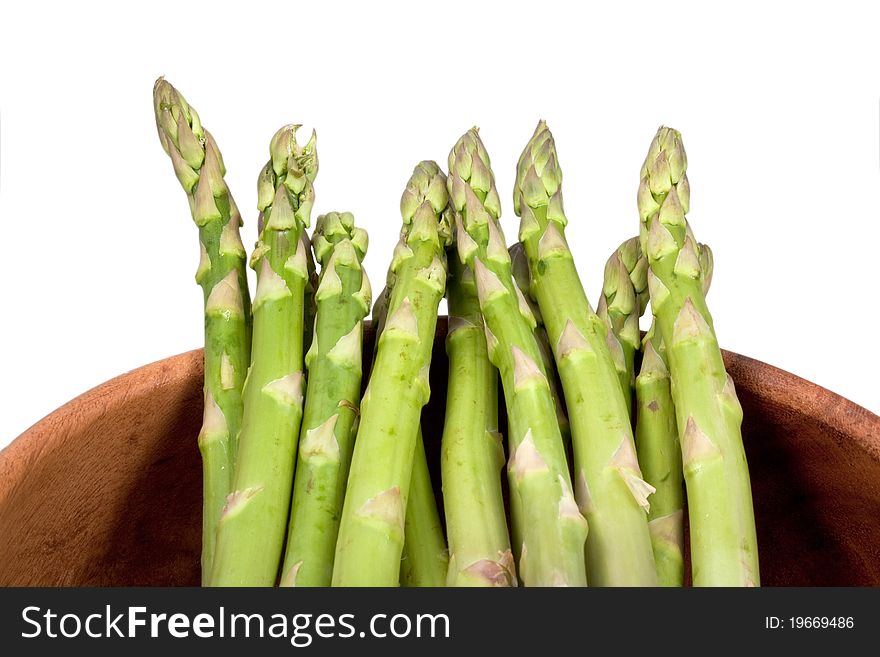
(1, 318), (878, 586)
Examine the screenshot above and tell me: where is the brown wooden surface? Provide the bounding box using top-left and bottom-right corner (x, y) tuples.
(0, 317), (878, 586)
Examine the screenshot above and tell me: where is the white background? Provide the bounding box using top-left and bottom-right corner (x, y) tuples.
(1, 1), (878, 448)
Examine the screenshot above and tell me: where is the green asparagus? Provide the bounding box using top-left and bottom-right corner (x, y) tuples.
(597, 237), (648, 407)
(332, 161), (449, 586)
(400, 429), (449, 587)
(635, 242), (714, 587)
(211, 125), (317, 586)
(634, 334), (681, 586)
(509, 243), (571, 446)
(638, 126), (759, 586)
(449, 128), (587, 586)
(371, 274), (448, 588)
(441, 254), (515, 586)
(152, 79), (251, 584)
(515, 121), (656, 586)
(280, 212), (370, 587)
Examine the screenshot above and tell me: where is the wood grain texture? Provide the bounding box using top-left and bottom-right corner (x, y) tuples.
(0, 318), (877, 586)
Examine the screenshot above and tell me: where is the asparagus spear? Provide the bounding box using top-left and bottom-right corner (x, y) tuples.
(370, 265), (449, 589)
(509, 243), (571, 446)
(369, 278), (449, 588)
(279, 212), (370, 587)
(636, 242), (714, 587)
(635, 329), (683, 586)
(638, 126), (759, 586)
(597, 237), (649, 406)
(507, 241), (569, 567)
(598, 238), (680, 584)
(211, 125), (317, 586)
(514, 121), (656, 586)
(449, 128), (587, 586)
(332, 161), (449, 586)
(441, 253), (515, 587)
(152, 80), (251, 584)
(400, 429), (449, 587)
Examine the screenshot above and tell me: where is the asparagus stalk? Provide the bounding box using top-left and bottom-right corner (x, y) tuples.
(152, 80), (251, 584)
(448, 128), (587, 586)
(638, 126), (759, 586)
(507, 241), (569, 566)
(598, 237), (681, 584)
(509, 243), (571, 446)
(211, 125), (317, 586)
(279, 212), (370, 587)
(514, 121), (656, 586)
(332, 161), (449, 586)
(370, 257), (449, 589)
(597, 237), (649, 406)
(369, 277), (449, 588)
(400, 429), (449, 587)
(636, 242), (714, 587)
(441, 253), (515, 587)
(635, 333), (681, 586)
(628, 238), (684, 587)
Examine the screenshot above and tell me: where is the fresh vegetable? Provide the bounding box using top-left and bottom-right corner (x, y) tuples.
(441, 252), (515, 587)
(151, 79), (760, 588)
(369, 281), (449, 588)
(152, 79), (251, 584)
(368, 279), (448, 589)
(597, 237), (648, 408)
(448, 128), (587, 587)
(509, 242), (571, 446)
(514, 121), (656, 586)
(635, 331), (683, 586)
(280, 211), (370, 587)
(635, 241), (714, 587)
(211, 125), (317, 586)
(400, 429), (449, 587)
(331, 161), (449, 586)
(637, 126), (759, 586)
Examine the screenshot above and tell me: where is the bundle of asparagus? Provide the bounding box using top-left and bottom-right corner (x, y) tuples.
(154, 78), (759, 587)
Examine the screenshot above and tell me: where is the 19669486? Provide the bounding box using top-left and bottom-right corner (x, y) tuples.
(765, 617), (854, 629)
